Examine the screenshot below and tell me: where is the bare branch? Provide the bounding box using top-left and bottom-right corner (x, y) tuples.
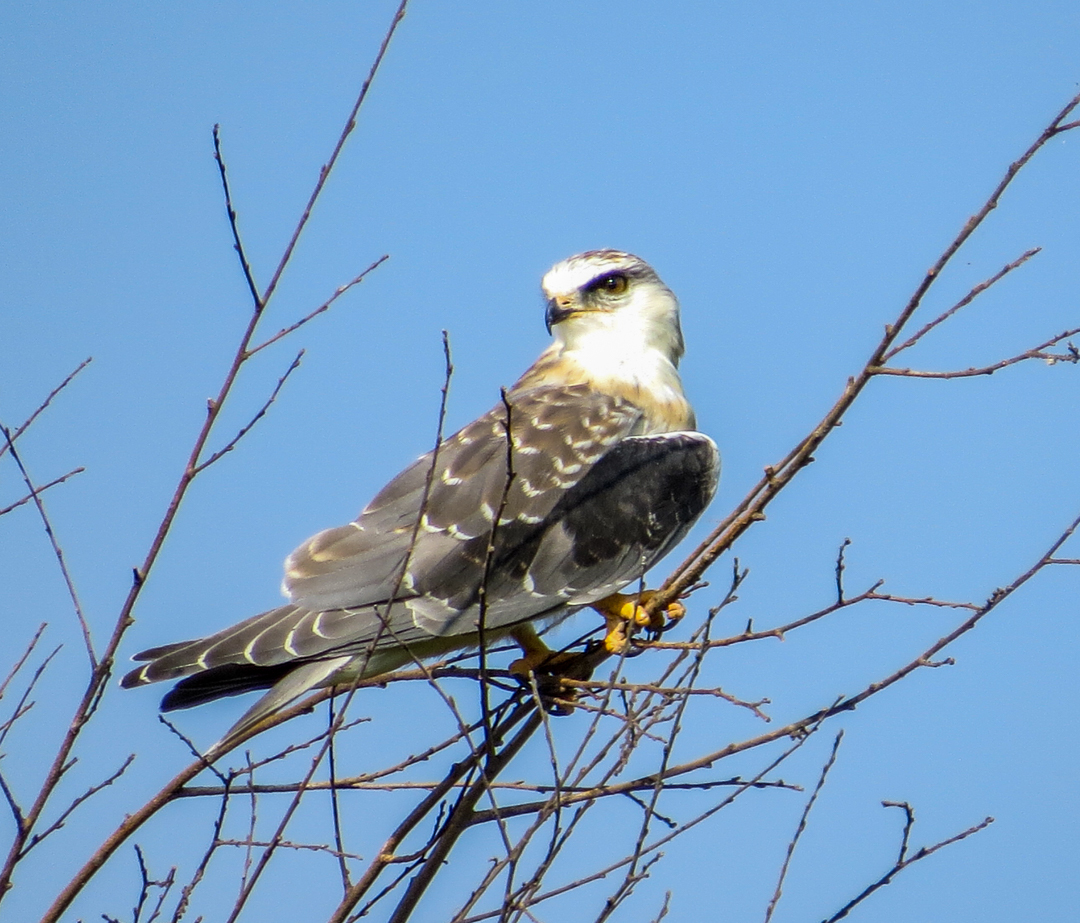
(213, 125), (261, 309)
(650, 89), (1080, 621)
(19, 755), (135, 859)
(764, 731), (844, 923)
(191, 350), (303, 475)
(884, 248), (1041, 359)
(258, 0), (410, 307)
(0, 643), (63, 749)
(0, 425), (95, 667)
(0, 357), (92, 461)
(0, 467), (84, 518)
(821, 812), (994, 923)
(0, 623), (47, 702)
(246, 255), (389, 357)
(559, 678), (771, 721)
(873, 327), (1080, 378)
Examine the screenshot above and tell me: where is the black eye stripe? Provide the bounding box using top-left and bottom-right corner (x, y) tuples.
(585, 271), (629, 293)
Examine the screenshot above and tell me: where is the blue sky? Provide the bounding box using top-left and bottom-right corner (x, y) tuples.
(2, 2), (1079, 921)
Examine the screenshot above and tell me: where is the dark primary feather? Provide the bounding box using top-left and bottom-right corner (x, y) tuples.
(121, 384), (719, 727)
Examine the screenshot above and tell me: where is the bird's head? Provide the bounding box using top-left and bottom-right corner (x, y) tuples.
(540, 250), (685, 366)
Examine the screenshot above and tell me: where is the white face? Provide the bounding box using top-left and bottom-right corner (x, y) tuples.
(540, 250), (685, 364)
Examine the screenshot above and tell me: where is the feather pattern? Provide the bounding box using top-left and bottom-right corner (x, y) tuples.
(122, 250), (720, 744)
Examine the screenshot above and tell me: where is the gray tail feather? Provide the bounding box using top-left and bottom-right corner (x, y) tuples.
(211, 656), (353, 752)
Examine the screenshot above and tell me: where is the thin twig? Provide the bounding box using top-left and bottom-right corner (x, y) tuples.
(873, 327), (1080, 378)
(821, 812), (994, 923)
(246, 255), (389, 356)
(0, 425), (95, 667)
(0, 357), (92, 461)
(0, 468), (84, 517)
(19, 755), (135, 859)
(327, 698), (353, 892)
(258, 0), (409, 307)
(191, 350), (303, 475)
(0, 644), (63, 750)
(650, 90), (1080, 621)
(0, 624), (47, 704)
(884, 248), (1042, 359)
(763, 731), (844, 923)
(213, 125), (261, 309)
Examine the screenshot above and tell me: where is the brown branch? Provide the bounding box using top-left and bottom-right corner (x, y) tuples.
(324, 700), (537, 923)
(382, 710), (544, 923)
(764, 731), (844, 923)
(873, 327), (1080, 378)
(0, 644), (62, 749)
(18, 755), (135, 859)
(258, 0), (409, 307)
(0, 357), (92, 461)
(180, 774), (800, 801)
(170, 776), (233, 923)
(37, 685), (336, 923)
(643, 584), (977, 653)
(0, 623), (47, 703)
(216, 838), (365, 862)
(0, 468), (84, 518)
(327, 699), (352, 893)
(0, 425), (95, 668)
(884, 248), (1042, 359)
(213, 125), (261, 309)
(650, 89), (1080, 621)
(458, 735), (815, 923)
(246, 255), (389, 357)
(560, 678), (771, 721)
(464, 505), (1076, 852)
(821, 811), (994, 923)
(190, 350), (303, 475)
(30, 7), (413, 918)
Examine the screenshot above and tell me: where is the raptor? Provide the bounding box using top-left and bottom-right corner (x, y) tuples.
(123, 250), (719, 744)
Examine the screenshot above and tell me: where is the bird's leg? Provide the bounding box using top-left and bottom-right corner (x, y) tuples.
(507, 624), (595, 716)
(507, 623), (558, 676)
(591, 590), (686, 654)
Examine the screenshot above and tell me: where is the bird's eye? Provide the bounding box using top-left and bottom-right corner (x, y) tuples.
(591, 273), (629, 296)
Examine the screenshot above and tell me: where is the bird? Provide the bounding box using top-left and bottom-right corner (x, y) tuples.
(122, 250), (719, 746)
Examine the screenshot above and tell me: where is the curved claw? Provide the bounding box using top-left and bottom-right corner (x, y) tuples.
(591, 591), (685, 654)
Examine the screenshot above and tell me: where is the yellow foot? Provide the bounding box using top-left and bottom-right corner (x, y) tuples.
(592, 590), (686, 654)
(507, 624), (592, 715)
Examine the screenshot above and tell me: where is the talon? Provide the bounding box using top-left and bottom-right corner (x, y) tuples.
(592, 590), (685, 652)
(508, 625), (592, 715)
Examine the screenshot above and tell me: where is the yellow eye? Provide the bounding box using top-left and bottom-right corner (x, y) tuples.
(591, 272), (629, 296)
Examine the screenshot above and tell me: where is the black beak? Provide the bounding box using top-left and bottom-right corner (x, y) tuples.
(545, 297), (575, 334)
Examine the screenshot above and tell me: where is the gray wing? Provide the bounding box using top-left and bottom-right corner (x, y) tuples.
(122, 385), (648, 690)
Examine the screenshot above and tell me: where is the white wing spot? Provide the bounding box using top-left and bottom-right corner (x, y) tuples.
(312, 612), (329, 639)
(283, 628), (300, 657)
(552, 456), (583, 475)
(447, 523), (480, 540)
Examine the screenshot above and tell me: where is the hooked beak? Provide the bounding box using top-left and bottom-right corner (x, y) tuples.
(545, 295), (577, 334)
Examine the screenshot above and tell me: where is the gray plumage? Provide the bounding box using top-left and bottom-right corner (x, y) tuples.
(122, 250), (720, 745)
